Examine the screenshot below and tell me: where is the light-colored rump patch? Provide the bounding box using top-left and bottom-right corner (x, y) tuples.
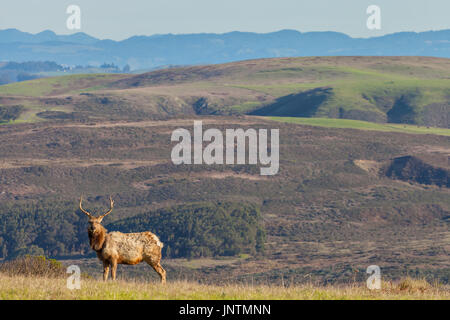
(149, 233), (163, 248)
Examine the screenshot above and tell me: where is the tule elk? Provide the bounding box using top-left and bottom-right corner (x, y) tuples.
(79, 196), (166, 283)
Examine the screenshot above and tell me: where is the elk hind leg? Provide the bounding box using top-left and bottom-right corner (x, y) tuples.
(145, 258), (166, 284)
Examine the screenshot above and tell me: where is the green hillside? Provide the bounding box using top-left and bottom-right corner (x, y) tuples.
(268, 117), (450, 136)
(0, 57), (448, 127)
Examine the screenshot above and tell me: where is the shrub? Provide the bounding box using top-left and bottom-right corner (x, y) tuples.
(0, 255), (66, 278)
(0, 105), (24, 122)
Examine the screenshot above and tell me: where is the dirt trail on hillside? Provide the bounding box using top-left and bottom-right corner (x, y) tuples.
(0, 118), (266, 137)
(0, 158), (165, 169)
(61, 118), (262, 129)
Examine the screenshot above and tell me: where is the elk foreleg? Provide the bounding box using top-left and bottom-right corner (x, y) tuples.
(103, 261), (110, 281)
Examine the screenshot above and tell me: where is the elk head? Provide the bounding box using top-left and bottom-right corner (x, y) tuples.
(79, 196), (114, 251)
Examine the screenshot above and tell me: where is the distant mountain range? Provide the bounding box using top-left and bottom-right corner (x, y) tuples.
(0, 28), (449, 70)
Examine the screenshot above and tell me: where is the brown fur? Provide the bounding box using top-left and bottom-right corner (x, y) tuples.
(80, 196), (166, 283)
(88, 226), (106, 251)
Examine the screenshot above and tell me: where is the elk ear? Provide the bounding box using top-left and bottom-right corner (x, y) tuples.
(89, 228), (106, 251)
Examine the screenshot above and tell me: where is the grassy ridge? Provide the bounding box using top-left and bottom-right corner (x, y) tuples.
(267, 116), (450, 136)
(0, 57), (448, 127)
(0, 275), (448, 300)
(0, 73), (123, 97)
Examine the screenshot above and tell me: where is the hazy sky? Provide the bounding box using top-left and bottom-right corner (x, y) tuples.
(0, 0), (449, 40)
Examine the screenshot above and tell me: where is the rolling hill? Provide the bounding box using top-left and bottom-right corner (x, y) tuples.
(0, 56), (449, 128)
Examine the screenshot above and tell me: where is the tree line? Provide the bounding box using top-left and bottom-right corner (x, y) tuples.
(109, 202), (266, 258)
(0, 200), (265, 260)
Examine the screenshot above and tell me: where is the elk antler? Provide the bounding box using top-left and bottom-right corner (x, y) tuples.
(99, 196), (114, 220)
(79, 196), (93, 218)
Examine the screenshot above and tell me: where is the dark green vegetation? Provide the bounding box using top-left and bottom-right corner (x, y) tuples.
(0, 56), (448, 285)
(110, 202), (265, 258)
(385, 156), (449, 188)
(0, 105), (23, 123)
(0, 200), (264, 260)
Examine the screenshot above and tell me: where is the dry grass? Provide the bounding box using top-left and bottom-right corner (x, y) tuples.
(0, 274), (448, 300)
(0, 256), (67, 278)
